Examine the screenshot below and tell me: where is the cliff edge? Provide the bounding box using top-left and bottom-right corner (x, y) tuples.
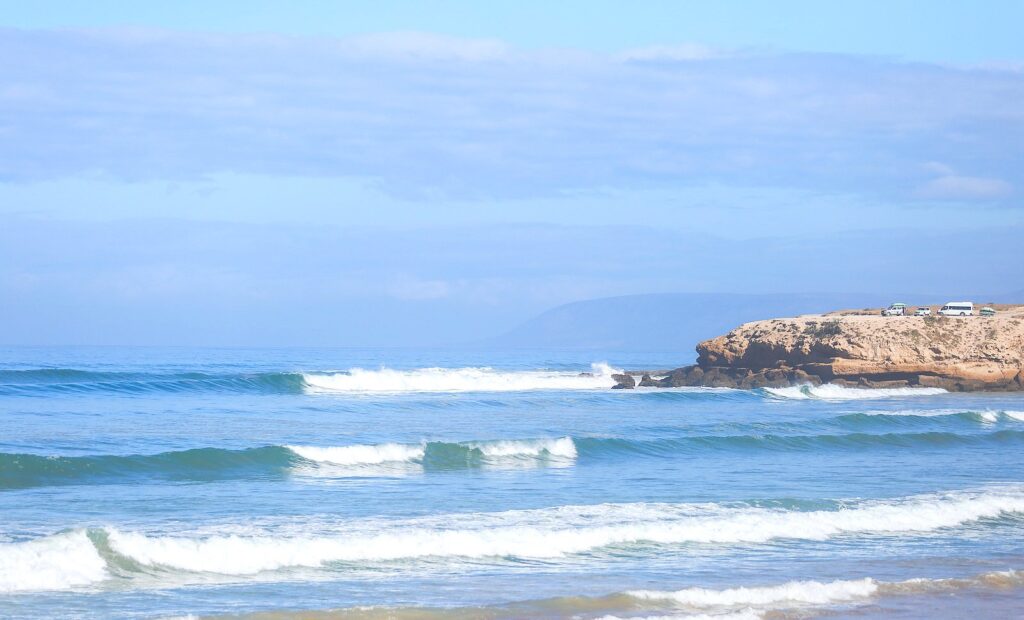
(628, 305), (1024, 392)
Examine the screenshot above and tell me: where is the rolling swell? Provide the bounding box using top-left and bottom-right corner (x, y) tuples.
(0, 447), (298, 489)
(0, 439), (578, 489)
(574, 429), (1024, 456)
(5, 429), (1024, 489)
(0, 369), (306, 396)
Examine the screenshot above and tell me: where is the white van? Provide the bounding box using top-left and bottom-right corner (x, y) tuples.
(939, 302), (973, 316)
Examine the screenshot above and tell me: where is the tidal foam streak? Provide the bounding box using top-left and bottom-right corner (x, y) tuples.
(597, 612), (762, 620)
(302, 363), (620, 393)
(140, 571), (1024, 618)
(629, 577), (877, 607)
(622, 570), (1024, 617)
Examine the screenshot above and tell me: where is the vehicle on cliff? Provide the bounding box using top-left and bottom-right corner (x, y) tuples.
(939, 301), (974, 316)
(980, 306), (996, 317)
(882, 303), (907, 316)
(913, 307), (931, 316)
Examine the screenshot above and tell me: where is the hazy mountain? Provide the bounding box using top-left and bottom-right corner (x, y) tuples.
(488, 292), (898, 357)
(990, 289), (1024, 303)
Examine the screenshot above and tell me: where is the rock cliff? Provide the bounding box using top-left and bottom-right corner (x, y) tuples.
(621, 306), (1024, 392)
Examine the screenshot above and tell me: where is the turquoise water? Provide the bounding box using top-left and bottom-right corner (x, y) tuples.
(2, 346), (1023, 619)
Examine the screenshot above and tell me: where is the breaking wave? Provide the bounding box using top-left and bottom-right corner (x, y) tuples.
(850, 409), (1024, 424)
(302, 363), (621, 393)
(3, 487), (1021, 591)
(1, 367), (973, 401)
(10, 429), (1024, 489)
(96, 489), (1024, 573)
(287, 443), (426, 466)
(0, 365), (623, 397)
(765, 384), (947, 400)
(0, 438), (581, 488)
(0, 530), (107, 593)
(287, 437), (577, 470)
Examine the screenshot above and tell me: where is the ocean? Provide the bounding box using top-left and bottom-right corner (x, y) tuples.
(1, 346), (1023, 619)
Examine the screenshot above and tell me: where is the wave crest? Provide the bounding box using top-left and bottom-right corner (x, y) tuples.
(3, 502), (1023, 593)
(0, 530), (107, 593)
(10, 429), (1024, 490)
(288, 437), (578, 471)
(765, 384), (947, 400)
(286, 443), (425, 466)
(89, 489), (1024, 574)
(302, 363), (620, 393)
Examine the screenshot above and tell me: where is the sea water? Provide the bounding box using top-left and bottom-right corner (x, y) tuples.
(1, 346), (1023, 619)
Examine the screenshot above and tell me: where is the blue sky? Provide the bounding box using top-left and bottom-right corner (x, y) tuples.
(1, 2), (1022, 345)
(4, 1), (1024, 62)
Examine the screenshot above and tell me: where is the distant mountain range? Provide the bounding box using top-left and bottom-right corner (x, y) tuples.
(995, 289), (1024, 303)
(487, 290), (1023, 358)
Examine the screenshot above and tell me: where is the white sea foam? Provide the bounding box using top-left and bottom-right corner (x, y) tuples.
(882, 568), (1024, 594)
(472, 436), (577, 459)
(287, 443), (425, 466)
(101, 488), (1024, 574)
(302, 363), (620, 393)
(286, 437), (577, 470)
(860, 409), (1024, 423)
(977, 411), (1000, 424)
(0, 530), (107, 592)
(6, 525), (1024, 600)
(766, 384), (947, 400)
(615, 571), (1024, 619)
(597, 612), (763, 620)
(629, 577), (878, 607)
(860, 408), (968, 417)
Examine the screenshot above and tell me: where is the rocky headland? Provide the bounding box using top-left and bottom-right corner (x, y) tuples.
(614, 305), (1024, 392)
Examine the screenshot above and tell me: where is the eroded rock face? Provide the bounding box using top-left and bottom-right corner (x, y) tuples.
(654, 307), (1024, 392)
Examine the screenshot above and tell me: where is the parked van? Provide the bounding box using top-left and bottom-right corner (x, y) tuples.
(939, 302), (973, 316)
(882, 303), (907, 316)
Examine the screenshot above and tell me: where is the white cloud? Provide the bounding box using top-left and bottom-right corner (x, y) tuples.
(387, 277), (451, 301)
(917, 175), (1011, 200)
(0, 28), (1022, 202)
(916, 163), (1013, 200)
(341, 31), (511, 62)
(617, 43), (721, 62)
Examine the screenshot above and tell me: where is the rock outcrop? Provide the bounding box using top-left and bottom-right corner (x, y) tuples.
(619, 306), (1024, 392)
(611, 373), (636, 389)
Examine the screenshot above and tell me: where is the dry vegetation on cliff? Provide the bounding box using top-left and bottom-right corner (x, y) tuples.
(635, 306), (1024, 391)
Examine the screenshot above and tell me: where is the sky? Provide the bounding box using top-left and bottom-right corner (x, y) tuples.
(1, 1), (1022, 346)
